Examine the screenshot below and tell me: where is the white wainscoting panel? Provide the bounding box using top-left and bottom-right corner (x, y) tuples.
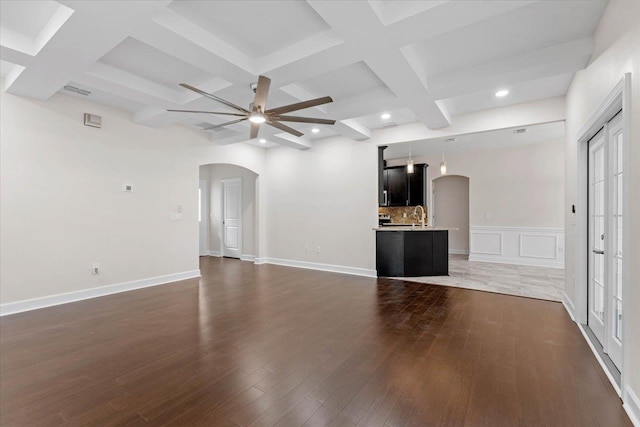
(469, 226), (564, 268)
(470, 232), (502, 255)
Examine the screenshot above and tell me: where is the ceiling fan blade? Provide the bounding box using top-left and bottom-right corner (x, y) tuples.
(179, 83), (250, 114)
(266, 96), (333, 116)
(273, 115), (336, 125)
(202, 117), (248, 130)
(266, 120), (304, 137)
(253, 75), (271, 113)
(167, 109), (246, 117)
(250, 122), (260, 139)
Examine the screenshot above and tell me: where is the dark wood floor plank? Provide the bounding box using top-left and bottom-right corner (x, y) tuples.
(0, 257), (631, 426)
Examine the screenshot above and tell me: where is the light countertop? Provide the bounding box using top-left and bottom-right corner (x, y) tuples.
(373, 226), (456, 231)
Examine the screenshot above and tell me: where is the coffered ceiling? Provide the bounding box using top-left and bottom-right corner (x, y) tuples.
(0, 0), (607, 149)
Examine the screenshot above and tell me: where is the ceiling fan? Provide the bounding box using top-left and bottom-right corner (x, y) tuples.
(167, 75), (336, 138)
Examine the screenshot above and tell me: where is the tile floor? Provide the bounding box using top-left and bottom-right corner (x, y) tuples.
(397, 255), (565, 301)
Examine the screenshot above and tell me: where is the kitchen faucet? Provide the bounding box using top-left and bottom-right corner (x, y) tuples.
(413, 205), (426, 228)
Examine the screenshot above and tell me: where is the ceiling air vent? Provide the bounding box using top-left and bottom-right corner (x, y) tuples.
(380, 121), (398, 128)
(514, 128), (527, 134)
(64, 85), (91, 96)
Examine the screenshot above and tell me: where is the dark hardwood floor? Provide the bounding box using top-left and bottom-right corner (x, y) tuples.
(0, 257), (631, 426)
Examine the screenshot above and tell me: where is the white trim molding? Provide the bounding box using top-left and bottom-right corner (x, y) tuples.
(624, 387), (640, 427)
(577, 323), (622, 397)
(561, 291), (576, 321)
(0, 270), (201, 317)
(449, 249), (470, 255)
(208, 250), (221, 257)
(240, 254), (255, 262)
(258, 258), (376, 278)
(469, 226), (564, 268)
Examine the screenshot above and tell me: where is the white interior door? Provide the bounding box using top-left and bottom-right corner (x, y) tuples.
(198, 179), (208, 256)
(587, 112), (623, 370)
(222, 178), (242, 259)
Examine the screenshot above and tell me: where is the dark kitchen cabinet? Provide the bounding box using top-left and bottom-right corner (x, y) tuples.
(386, 167), (407, 206)
(380, 164), (428, 206)
(408, 164), (427, 206)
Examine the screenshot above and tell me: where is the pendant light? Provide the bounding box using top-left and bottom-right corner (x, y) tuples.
(407, 143), (414, 174)
(440, 141), (447, 175)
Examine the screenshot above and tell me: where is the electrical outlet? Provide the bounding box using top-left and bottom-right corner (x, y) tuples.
(403, 212), (407, 218)
(304, 246), (309, 253)
(316, 246), (321, 254)
(91, 264), (99, 275)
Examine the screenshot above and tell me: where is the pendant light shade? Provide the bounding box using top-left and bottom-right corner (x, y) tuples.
(407, 159), (415, 174)
(407, 143), (414, 174)
(440, 161), (447, 175)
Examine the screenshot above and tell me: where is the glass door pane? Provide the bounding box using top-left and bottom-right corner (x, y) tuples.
(588, 130), (606, 344)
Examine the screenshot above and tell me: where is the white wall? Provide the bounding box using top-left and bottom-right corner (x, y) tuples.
(0, 88), (267, 306)
(387, 138), (565, 228)
(433, 175), (469, 253)
(264, 136), (378, 275)
(200, 164), (258, 258)
(564, 0), (640, 408)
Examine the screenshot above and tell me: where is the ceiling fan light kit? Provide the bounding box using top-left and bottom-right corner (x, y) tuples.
(167, 75), (336, 140)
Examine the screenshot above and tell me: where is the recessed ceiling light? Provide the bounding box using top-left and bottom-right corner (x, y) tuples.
(311, 128), (320, 133)
(495, 89), (509, 97)
(259, 138), (266, 143)
(380, 112), (391, 120)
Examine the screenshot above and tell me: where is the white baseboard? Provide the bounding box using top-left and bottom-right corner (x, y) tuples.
(624, 387), (640, 427)
(449, 249), (469, 255)
(0, 270), (201, 317)
(577, 323), (621, 397)
(240, 254), (255, 262)
(208, 250), (221, 257)
(468, 254), (564, 269)
(259, 257), (376, 278)
(561, 291), (576, 321)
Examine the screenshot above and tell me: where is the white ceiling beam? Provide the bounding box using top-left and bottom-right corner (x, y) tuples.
(4, 1), (170, 99)
(335, 119), (371, 141)
(306, 1), (450, 130)
(273, 133), (313, 150)
(371, 96), (566, 146)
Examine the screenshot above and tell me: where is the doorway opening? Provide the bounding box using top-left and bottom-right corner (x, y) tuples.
(432, 175), (470, 255)
(199, 164), (258, 261)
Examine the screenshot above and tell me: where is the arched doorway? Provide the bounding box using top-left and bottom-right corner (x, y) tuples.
(432, 175), (470, 255)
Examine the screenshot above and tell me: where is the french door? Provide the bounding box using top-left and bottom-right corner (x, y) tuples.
(587, 112), (623, 370)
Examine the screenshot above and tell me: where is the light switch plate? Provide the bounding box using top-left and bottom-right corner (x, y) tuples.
(169, 213), (182, 221)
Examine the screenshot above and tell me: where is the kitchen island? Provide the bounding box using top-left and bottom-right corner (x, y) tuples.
(374, 226), (450, 277)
